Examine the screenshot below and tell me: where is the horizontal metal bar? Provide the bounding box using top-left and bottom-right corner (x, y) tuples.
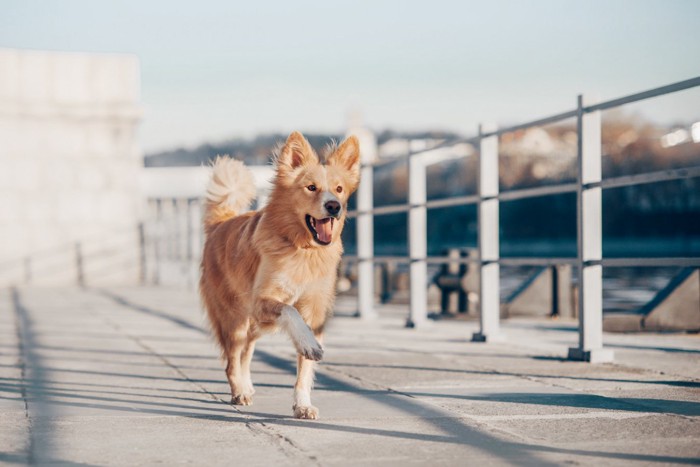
(349, 182), (579, 218)
(586, 77), (700, 113)
(599, 166), (700, 190)
(349, 164), (700, 218)
(373, 204), (411, 216)
(349, 195), (481, 218)
(345, 255), (481, 264)
(426, 255), (479, 264)
(342, 255), (410, 263)
(360, 78), (699, 171)
(425, 194), (480, 209)
(343, 255), (699, 268)
(482, 109), (578, 138)
(599, 257), (700, 267)
(371, 255), (411, 263)
(482, 78), (700, 142)
(352, 166), (700, 219)
(347, 203), (409, 219)
(499, 183), (578, 202)
(364, 204), (412, 218)
(499, 257), (578, 266)
(373, 255), (406, 262)
(477, 77), (700, 140)
(343, 255), (579, 266)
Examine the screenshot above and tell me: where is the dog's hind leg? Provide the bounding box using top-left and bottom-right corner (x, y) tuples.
(226, 321), (254, 405)
(293, 332), (323, 420)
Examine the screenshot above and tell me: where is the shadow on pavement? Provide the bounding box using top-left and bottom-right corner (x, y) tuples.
(322, 361), (700, 389)
(10, 287), (690, 466)
(97, 288), (700, 465)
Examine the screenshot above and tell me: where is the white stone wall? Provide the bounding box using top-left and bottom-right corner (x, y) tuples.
(0, 48), (143, 286)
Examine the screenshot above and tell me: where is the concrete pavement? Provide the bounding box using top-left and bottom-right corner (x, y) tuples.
(1, 286), (699, 466)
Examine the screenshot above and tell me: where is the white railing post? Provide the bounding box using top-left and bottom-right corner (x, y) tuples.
(473, 123), (504, 342)
(568, 94), (614, 362)
(354, 128), (377, 320)
(407, 155), (428, 328)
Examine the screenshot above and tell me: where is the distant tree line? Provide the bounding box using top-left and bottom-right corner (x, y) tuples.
(144, 130), (460, 167)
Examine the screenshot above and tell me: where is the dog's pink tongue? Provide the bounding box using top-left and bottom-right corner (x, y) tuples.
(316, 218), (333, 243)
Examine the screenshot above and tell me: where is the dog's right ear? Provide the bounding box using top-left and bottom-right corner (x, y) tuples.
(277, 132), (316, 174)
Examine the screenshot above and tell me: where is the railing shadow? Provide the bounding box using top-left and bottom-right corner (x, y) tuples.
(92, 289), (700, 465)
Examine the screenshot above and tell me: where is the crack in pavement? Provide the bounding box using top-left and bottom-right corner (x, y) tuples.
(92, 289), (320, 466)
(95, 289), (564, 467)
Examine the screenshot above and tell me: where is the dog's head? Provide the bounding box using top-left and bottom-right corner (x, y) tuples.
(272, 131), (360, 247)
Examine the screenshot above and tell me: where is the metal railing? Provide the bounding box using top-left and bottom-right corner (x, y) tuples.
(0, 196), (213, 289)
(346, 76), (700, 362)
(0, 224), (146, 287)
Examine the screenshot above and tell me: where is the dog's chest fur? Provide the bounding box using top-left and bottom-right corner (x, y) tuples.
(269, 246), (339, 303)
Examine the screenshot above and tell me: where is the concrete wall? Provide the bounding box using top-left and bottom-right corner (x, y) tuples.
(0, 48), (143, 286)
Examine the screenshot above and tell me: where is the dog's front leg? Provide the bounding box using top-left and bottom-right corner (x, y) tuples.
(278, 304), (324, 361)
(293, 332), (323, 419)
(256, 298), (324, 361)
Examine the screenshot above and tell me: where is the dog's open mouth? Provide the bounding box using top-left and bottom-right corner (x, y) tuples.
(305, 215), (335, 245)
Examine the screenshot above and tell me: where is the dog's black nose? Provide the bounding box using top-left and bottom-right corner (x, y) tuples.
(324, 200), (341, 217)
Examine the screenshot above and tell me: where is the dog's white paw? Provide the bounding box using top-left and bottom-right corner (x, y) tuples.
(293, 404), (319, 420)
(231, 393), (254, 406)
(300, 340), (324, 361)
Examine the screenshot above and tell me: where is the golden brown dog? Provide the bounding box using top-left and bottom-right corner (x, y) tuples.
(199, 131), (360, 419)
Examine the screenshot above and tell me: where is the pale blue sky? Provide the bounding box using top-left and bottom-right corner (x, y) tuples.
(2, 0), (699, 152)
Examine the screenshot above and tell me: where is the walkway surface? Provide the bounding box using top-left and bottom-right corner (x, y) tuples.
(1, 287), (699, 466)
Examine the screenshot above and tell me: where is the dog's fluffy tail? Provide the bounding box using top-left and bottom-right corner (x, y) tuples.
(204, 156), (256, 231)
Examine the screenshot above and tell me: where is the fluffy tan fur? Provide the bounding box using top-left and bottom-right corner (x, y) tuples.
(204, 157), (257, 229)
(200, 131), (360, 419)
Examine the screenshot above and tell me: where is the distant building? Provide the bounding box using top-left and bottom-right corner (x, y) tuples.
(0, 48), (143, 286)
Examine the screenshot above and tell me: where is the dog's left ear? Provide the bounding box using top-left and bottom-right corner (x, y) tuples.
(328, 135), (361, 186)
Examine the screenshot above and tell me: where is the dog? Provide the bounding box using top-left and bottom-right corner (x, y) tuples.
(199, 131), (360, 420)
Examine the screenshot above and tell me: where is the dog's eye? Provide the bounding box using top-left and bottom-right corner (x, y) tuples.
(306, 184), (317, 192)
(336, 186), (343, 193)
